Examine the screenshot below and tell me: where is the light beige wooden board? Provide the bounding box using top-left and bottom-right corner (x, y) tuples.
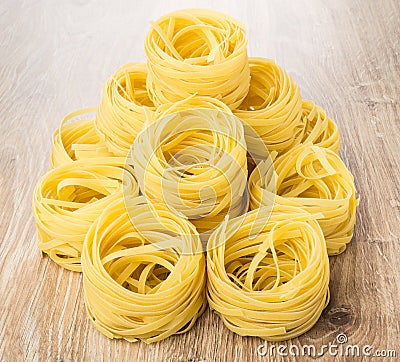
(0, 0), (399, 361)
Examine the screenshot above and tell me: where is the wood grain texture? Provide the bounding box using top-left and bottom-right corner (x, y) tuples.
(1, 0), (399, 361)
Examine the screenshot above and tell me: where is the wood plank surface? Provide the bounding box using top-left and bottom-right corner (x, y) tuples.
(1, 0), (399, 361)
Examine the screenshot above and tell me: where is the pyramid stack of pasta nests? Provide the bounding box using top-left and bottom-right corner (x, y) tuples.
(33, 9), (358, 343)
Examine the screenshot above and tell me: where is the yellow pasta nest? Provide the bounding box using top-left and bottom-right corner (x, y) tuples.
(249, 144), (358, 255)
(295, 100), (341, 153)
(50, 108), (113, 168)
(95, 62), (156, 156)
(145, 9), (250, 109)
(233, 57), (303, 154)
(207, 205), (330, 340)
(82, 196), (206, 343)
(131, 108), (248, 236)
(33, 158), (138, 271)
(33, 8), (358, 343)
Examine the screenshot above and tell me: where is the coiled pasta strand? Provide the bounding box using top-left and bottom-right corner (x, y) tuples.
(154, 94), (233, 120)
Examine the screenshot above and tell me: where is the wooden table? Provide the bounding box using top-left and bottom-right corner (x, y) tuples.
(1, 0), (399, 361)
